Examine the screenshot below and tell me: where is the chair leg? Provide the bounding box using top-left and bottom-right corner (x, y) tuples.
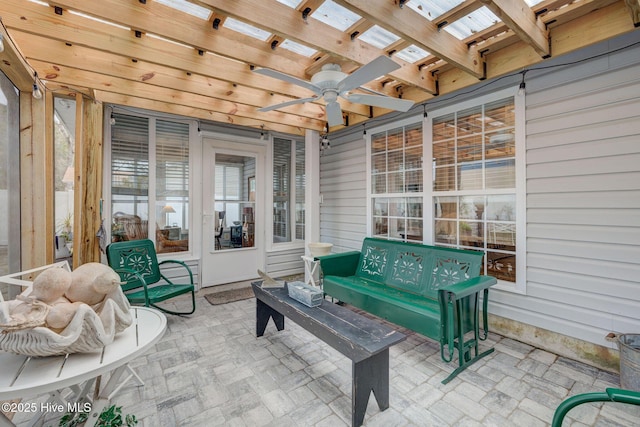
(150, 290), (196, 316)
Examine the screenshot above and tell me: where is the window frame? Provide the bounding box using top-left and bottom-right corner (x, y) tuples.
(425, 87), (526, 294)
(268, 134), (306, 251)
(366, 117), (425, 244)
(103, 107), (198, 257)
(0, 71), (21, 287)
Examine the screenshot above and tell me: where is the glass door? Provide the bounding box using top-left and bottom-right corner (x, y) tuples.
(201, 140), (264, 286)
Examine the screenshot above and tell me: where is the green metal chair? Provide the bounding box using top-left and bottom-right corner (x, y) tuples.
(551, 387), (640, 426)
(106, 239), (196, 315)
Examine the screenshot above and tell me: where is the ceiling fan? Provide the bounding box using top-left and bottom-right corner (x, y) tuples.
(253, 55), (415, 127)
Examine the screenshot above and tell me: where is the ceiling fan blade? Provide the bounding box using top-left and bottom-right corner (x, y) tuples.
(344, 93), (415, 112)
(253, 67), (323, 95)
(257, 96), (319, 112)
(325, 101), (344, 127)
(338, 55), (401, 93)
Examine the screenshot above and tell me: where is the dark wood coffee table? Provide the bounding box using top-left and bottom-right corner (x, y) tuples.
(252, 281), (406, 427)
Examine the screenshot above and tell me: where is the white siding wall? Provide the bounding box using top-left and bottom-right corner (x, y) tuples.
(489, 37), (640, 349)
(266, 248), (304, 277)
(319, 136), (368, 253)
(319, 32), (640, 352)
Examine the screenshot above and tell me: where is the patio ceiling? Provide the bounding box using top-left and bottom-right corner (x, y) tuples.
(1, 0), (638, 135)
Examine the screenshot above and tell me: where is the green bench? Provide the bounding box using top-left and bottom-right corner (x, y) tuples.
(317, 237), (497, 384)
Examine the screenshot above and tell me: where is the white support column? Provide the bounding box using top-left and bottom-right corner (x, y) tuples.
(304, 129), (321, 252)
(304, 130), (321, 285)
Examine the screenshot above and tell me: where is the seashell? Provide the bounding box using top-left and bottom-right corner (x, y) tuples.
(67, 263), (121, 305)
(31, 267), (72, 304)
(0, 265), (133, 356)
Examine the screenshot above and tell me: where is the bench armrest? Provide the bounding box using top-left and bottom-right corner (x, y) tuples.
(438, 275), (497, 366)
(316, 251), (361, 277)
(438, 275), (497, 299)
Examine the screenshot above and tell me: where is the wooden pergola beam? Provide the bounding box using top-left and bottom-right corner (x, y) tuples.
(434, 0), (483, 30)
(95, 91), (307, 135)
(479, 0), (550, 57)
(192, 0), (437, 92)
(334, 0), (485, 79)
(624, 0), (640, 26)
(5, 0), (373, 121)
(19, 44), (339, 125)
(0, 20), (35, 91)
(28, 59), (326, 130)
(46, 0), (312, 82)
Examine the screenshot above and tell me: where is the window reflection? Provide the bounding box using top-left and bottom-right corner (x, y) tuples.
(432, 96), (517, 283)
(214, 154), (255, 251)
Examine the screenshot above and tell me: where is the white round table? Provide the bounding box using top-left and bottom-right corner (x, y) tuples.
(0, 307), (166, 426)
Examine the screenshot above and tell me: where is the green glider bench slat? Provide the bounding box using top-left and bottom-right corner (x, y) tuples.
(318, 237), (497, 384)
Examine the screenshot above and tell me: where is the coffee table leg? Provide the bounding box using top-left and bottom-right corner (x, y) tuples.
(352, 349), (389, 427)
(256, 298), (285, 337)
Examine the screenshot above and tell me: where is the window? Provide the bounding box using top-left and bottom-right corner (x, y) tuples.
(273, 137), (305, 244)
(370, 122), (423, 242)
(109, 112), (192, 254)
(54, 97), (76, 264)
(429, 90), (524, 290)
(0, 71), (20, 298)
(214, 154), (256, 250)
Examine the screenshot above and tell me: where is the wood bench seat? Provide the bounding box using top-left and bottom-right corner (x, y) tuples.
(252, 282), (406, 427)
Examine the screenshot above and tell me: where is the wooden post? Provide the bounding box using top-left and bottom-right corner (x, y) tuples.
(74, 98), (103, 267)
(20, 90), (54, 269)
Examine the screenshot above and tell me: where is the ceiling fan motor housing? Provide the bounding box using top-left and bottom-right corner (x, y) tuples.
(311, 63), (347, 91)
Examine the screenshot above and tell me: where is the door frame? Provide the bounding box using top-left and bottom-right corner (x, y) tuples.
(200, 133), (267, 287)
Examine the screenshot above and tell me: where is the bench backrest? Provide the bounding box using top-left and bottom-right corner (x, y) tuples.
(356, 237), (483, 300)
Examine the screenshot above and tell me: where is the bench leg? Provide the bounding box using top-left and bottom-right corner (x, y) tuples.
(352, 349), (389, 427)
(256, 298), (285, 337)
(441, 347), (494, 385)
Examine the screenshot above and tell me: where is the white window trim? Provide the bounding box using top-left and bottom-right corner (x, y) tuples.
(425, 86), (526, 294)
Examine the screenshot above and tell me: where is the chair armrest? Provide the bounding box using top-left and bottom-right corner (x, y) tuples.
(316, 251), (361, 277)
(112, 267), (149, 287)
(608, 387), (640, 404)
(158, 259), (195, 285)
(112, 267), (151, 304)
(438, 276), (497, 300)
